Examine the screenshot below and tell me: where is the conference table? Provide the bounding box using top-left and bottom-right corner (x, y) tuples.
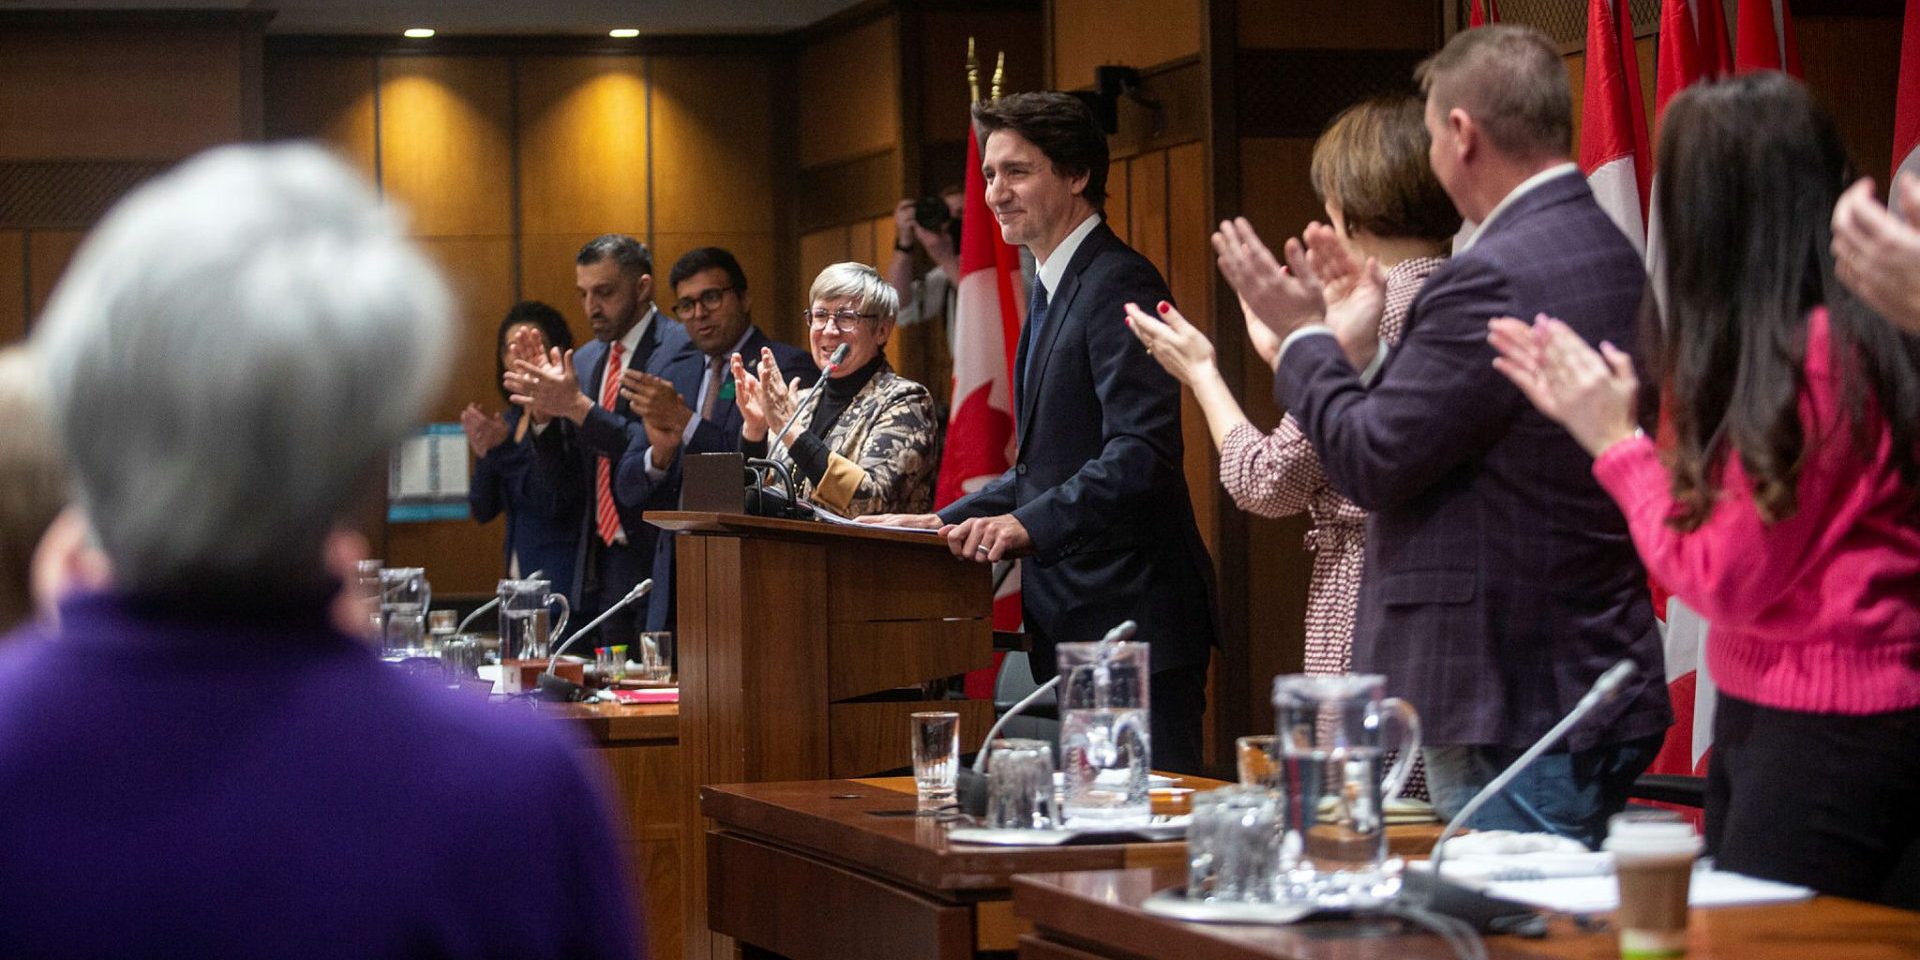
(700, 776), (1445, 960)
(1011, 866), (1920, 960)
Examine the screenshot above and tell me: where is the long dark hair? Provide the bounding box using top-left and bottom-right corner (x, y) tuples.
(1651, 72), (1920, 529)
(493, 301), (574, 402)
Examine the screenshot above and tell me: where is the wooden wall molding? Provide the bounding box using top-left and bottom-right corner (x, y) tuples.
(1235, 49), (1428, 140)
(0, 161), (169, 229)
(796, 149), (902, 233)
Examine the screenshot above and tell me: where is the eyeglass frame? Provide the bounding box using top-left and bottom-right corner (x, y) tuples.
(674, 285), (736, 319)
(802, 307), (882, 333)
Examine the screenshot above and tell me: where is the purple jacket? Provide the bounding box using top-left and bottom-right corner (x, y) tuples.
(0, 590), (641, 959)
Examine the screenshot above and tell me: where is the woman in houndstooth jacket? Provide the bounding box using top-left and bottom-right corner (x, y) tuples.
(1127, 96), (1460, 798)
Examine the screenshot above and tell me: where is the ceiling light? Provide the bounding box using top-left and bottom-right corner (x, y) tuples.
(403, 27), (435, 38)
(609, 28), (640, 38)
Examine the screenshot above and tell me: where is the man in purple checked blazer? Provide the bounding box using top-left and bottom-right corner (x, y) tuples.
(1217, 25), (1670, 848)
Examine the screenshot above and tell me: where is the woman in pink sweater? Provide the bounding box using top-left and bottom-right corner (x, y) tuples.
(1490, 73), (1920, 907)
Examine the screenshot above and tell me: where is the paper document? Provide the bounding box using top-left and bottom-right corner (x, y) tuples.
(1478, 869), (1813, 914)
(809, 502), (940, 535)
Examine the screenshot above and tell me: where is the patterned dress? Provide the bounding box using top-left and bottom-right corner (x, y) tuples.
(1220, 256), (1442, 799)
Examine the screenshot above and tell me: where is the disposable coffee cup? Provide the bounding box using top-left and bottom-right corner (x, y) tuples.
(1603, 811), (1702, 958)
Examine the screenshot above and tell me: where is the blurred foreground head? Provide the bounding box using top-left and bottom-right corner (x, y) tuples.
(32, 143), (451, 598)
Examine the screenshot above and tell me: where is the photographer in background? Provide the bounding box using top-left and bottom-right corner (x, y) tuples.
(887, 185), (965, 411)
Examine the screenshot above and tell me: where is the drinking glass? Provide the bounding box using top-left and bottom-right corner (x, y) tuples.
(639, 631), (674, 682)
(910, 711), (960, 808)
(984, 738), (1057, 830)
(1271, 674), (1421, 908)
(497, 578), (570, 660)
(595, 646), (624, 686)
(1056, 640), (1152, 827)
(353, 559), (383, 643)
(378, 567), (431, 657)
(440, 634), (483, 687)
(1213, 786), (1285, 903)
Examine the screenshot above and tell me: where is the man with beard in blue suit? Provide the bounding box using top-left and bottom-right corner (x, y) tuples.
(615, 247), (817, 631)
(506, 234), (688, 649)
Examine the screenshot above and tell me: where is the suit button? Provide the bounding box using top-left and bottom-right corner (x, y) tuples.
(1016, 463), (1029, 476)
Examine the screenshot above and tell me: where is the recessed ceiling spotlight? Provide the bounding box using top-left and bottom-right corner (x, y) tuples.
(609, 28), (640, 38)
(403, 27), (435, 38)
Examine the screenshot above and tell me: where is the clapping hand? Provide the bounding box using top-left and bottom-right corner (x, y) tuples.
(1300, 223), (1387, 368)
(1832, 175), (1920, 334)
(1487, 314), (1640, 458)
(1212, 217), (1328, 355)
(1123, 300), (1216, 386)
(458, 402), (510, 457)
(505, 347), (586, 424)
(619, 370), (694, 466)
(732, 348), (803, 446)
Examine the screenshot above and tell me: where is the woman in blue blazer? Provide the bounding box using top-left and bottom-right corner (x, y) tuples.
(463, 301), (584, 596)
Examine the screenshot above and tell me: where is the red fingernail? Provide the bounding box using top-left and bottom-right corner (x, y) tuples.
(1158, 301), (1172, 313)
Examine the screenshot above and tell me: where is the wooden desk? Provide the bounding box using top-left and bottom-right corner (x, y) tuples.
(543, 701), (681, 960)
(1012, 867), (1920, 960)
(701, 776), (1440, 960)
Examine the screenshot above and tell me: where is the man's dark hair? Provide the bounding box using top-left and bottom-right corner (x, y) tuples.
(972, 92), (1109, 209)
(668, 246), (749, 293)
(575, 234), (653, 277)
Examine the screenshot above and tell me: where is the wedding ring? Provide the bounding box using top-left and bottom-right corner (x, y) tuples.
(975, 544), (989, 556)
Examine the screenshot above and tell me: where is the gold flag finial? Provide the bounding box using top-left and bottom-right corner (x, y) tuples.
(991, 51), (1006, 100)
(966, 37), (980, 104)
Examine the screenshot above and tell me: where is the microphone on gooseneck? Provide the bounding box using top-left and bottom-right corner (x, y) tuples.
(1401, 659), (1640, 935)
(453, 569), (544, 636)
(535, 579), (653, 701)
(766, 342), (850, 454)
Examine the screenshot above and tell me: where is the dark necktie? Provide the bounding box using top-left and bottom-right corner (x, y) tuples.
(698, 353), (727, 422)
(1022, 281), (1050, 390)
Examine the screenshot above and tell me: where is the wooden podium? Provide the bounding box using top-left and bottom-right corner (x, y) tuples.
(645, 511), (997, 960)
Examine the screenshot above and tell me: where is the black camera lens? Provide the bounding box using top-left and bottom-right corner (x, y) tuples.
(913, 196), (951, 232)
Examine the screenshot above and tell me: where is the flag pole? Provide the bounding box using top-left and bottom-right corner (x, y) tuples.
(967, 37), (980, 105)
(991, 52), (1006, 100)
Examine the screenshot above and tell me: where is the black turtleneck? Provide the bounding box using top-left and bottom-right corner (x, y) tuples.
(743, 354), (884, 486)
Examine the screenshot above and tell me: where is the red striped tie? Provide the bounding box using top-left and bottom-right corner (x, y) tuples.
(594, 342), (626, 545)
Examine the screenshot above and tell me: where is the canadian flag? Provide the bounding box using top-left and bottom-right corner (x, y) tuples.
(1695, 0), (1734, 76)
(940, 120), (1029, 698)
(1735, 0), (1803, 76)
(1642, 0), (1720, 794)
(1580, 0), (1653, 254)
(1895, 0), (1920, 210)
(1468, 0), (1501, 27)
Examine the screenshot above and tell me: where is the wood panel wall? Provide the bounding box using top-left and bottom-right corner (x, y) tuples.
(264, 46), (778, 598)
(0, 17), (264, 344)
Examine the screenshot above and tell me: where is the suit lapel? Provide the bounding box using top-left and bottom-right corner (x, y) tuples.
(1017, 226), (1103, 450)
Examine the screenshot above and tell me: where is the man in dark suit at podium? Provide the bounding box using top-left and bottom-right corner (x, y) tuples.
(869, 93), (1217, 774)
(615, 247), (817, 631)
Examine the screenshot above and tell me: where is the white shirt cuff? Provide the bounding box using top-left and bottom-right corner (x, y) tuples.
(644, 446), (670, 481)
(1358, 341), (1390, 386)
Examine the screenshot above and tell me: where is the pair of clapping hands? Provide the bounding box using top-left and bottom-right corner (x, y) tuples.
(1122, 216), (1642, 460)
(499, 325), (805, 460)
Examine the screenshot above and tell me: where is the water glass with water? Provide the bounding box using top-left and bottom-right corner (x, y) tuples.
(1236, 735), (1280, 788)
(984, 738), (1057, 830)
(910, 711), (960, 808)
(498, 578), (570, 660)
(1186, 785), (1284, 902)
(440, 634), (483, 687)
(379, 567), (431, 657)
(427, 609), (458, 653)
(639, 631), (674, 682)
(1056, 639), (1152, 827)
(1271, 673), (1421, 909)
